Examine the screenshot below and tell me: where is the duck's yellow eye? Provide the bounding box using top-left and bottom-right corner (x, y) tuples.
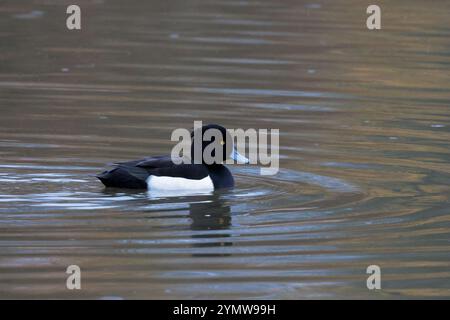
(220, 140), (225, 145)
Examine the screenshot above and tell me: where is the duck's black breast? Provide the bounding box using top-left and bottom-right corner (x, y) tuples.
(97, 155), (233, 189)
(207, 165), (234, 189)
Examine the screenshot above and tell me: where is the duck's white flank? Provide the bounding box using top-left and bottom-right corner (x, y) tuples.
(146, 175), (214, 191)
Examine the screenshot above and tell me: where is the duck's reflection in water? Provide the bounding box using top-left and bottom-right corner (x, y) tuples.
(188, 193), (233, 257)
(102, 189), (234, 257)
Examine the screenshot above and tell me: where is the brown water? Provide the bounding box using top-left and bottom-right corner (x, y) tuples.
(0, 0), (450, 299)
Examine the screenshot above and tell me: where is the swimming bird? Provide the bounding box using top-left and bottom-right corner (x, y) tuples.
(96, 124), (249, 191)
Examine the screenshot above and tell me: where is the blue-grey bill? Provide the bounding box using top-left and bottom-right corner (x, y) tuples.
(231, 148), (250, 164)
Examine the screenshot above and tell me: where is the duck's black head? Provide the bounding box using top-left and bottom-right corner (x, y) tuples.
(190, 124), (249, 165)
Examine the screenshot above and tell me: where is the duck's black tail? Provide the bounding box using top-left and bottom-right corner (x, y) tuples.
(96, 169), (115, 187)
(96, 167), (148, 189)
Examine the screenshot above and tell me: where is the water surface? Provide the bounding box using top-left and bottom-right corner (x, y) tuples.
(0, 0), (450, 299)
